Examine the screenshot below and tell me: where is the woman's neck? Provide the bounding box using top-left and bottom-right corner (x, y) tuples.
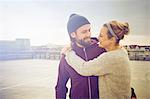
(106, 44), (121, 52)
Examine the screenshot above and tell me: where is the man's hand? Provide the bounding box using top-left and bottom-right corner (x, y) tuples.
(61, 44), (72, 55)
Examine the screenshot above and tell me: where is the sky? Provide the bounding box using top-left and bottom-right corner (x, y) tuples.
(0, 0), (149, 46)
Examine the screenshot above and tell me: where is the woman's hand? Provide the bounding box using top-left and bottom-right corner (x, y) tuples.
(61, 44), (72, 55)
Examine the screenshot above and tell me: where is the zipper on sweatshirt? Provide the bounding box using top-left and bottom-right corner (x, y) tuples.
(83, 48), (92, 99)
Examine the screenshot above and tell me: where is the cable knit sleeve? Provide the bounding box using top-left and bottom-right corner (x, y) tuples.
(65, 50), (112, 76)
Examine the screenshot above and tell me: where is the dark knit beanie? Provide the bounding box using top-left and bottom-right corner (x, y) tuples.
(67, 14), (90, 34)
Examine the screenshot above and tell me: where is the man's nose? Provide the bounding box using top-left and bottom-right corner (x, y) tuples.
(86, 31), (91, 37)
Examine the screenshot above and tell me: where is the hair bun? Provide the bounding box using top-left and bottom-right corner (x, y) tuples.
(124, 22), (129, 27)
(123, 22), (129, 35)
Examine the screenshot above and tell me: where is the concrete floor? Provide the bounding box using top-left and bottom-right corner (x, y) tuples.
(0, 60), (149, 99)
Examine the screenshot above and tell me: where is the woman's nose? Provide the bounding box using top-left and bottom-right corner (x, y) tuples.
(97, 35), (100, 40)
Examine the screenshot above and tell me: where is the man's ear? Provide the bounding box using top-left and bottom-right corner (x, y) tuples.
(70, 32), (76, 38)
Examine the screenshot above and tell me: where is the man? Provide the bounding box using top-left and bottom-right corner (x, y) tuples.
(55, 14), (105, 99)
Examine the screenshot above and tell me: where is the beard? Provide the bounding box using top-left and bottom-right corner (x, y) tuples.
(76, 37), (91, 47)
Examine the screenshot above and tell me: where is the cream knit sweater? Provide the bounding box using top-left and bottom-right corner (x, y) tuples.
(66, 47), (131, 99)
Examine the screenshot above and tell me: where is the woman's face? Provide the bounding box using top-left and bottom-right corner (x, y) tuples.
(98, 26), (112, 48)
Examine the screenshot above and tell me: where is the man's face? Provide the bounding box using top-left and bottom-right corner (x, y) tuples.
(71, 24), (91, 47)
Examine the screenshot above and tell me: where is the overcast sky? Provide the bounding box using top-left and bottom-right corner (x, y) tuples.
(0, 0), (149, 45)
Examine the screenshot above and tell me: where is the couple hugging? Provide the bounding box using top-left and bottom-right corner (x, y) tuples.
(55, 13), (137, 99)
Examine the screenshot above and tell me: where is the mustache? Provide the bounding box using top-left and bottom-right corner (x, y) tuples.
(83, 37), (91, 40)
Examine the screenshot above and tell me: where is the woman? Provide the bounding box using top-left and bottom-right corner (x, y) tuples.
(65, 21), (131, 99)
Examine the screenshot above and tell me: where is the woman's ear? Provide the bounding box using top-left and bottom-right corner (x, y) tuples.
(70, 32), (76, 38)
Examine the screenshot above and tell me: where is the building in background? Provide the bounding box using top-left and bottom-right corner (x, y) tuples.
(0, 39), (149, 61)
(0, 39), (30, 52)
(0, 39), (62, 60)
(124, 45), (150, 61)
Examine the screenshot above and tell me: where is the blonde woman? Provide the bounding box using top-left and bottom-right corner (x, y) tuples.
(64, 21), (131, 99)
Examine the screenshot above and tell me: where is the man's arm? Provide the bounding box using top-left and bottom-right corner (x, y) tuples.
(55, 55), (70, 99)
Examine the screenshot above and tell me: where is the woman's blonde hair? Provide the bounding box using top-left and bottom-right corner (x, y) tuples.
(103, 20), (130, 43)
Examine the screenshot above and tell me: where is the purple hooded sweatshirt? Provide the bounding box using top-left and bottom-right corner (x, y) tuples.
(55, 38), (106, 99)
